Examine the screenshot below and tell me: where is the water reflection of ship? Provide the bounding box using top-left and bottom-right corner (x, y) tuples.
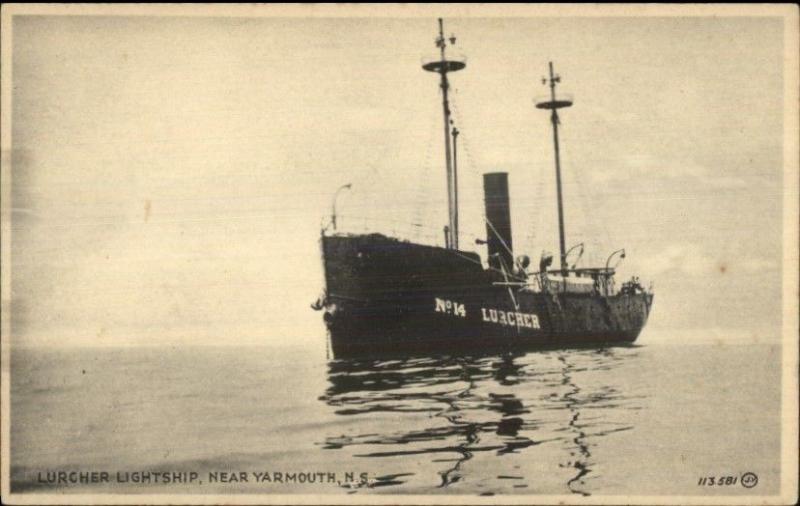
(556, 349), (645, 495)
(318, 348), (644, 494)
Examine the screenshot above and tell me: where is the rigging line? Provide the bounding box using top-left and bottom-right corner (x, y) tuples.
(334, 216), (520, 281)
(529, 142), (548, 250)
(450, 97), (483, 178)
(412, 103), (442, 235)
(534, 151), (556, 258)
(484, 216), (515, 259)
(572, 160), (613, 262)
(351, 95), (433, 221)
(335, 214), (491, 246)
(449, 93), (485, 247)
(496, 255), (521, 311)
(447, 248), (526, 282)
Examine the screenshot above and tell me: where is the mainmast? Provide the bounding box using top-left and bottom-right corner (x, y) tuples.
(536, 62), (573, 274)
(423, 18), (465, 250)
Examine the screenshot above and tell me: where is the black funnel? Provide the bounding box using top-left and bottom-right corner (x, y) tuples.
(483, 172), (513, 271)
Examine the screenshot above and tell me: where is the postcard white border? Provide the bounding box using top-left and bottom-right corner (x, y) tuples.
(1, 3), (797, 505)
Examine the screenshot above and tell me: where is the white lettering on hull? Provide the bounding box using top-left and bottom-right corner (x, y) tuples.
(435, 298), (540, 329)
(482, 307), (540, 329)
(434, 298), (466, 317)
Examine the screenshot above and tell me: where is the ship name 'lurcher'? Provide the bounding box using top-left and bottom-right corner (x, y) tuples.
(435, 297), (541, 329)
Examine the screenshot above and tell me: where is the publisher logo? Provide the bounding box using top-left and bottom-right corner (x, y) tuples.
(740, 472), (758, 489)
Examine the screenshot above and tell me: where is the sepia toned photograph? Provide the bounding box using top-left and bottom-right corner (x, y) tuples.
(1, 4), (798, 505)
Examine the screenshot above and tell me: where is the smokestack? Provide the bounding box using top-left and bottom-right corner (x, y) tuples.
(483, 172), (513, 271)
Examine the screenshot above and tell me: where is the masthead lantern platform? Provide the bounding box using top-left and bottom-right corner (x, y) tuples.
(422, 59), (466, 73)
(535, 96), (573, 110)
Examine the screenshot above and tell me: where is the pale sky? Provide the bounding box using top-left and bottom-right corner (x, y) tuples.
(8, 13), (788, 347)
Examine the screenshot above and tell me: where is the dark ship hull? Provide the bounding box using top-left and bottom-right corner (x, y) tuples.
(320, 233), (653, 358)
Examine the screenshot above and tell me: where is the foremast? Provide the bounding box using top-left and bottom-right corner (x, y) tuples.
(423, 19), (465, 250)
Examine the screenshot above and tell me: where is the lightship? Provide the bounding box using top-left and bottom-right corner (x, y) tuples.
(314, 19), (653, 357)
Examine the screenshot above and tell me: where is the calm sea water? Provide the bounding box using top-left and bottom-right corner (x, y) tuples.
(10, 340), (781, 496)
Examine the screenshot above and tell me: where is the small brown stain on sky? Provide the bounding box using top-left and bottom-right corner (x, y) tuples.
(718, 263), (727, 274)
(144, 200), (151, 222)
